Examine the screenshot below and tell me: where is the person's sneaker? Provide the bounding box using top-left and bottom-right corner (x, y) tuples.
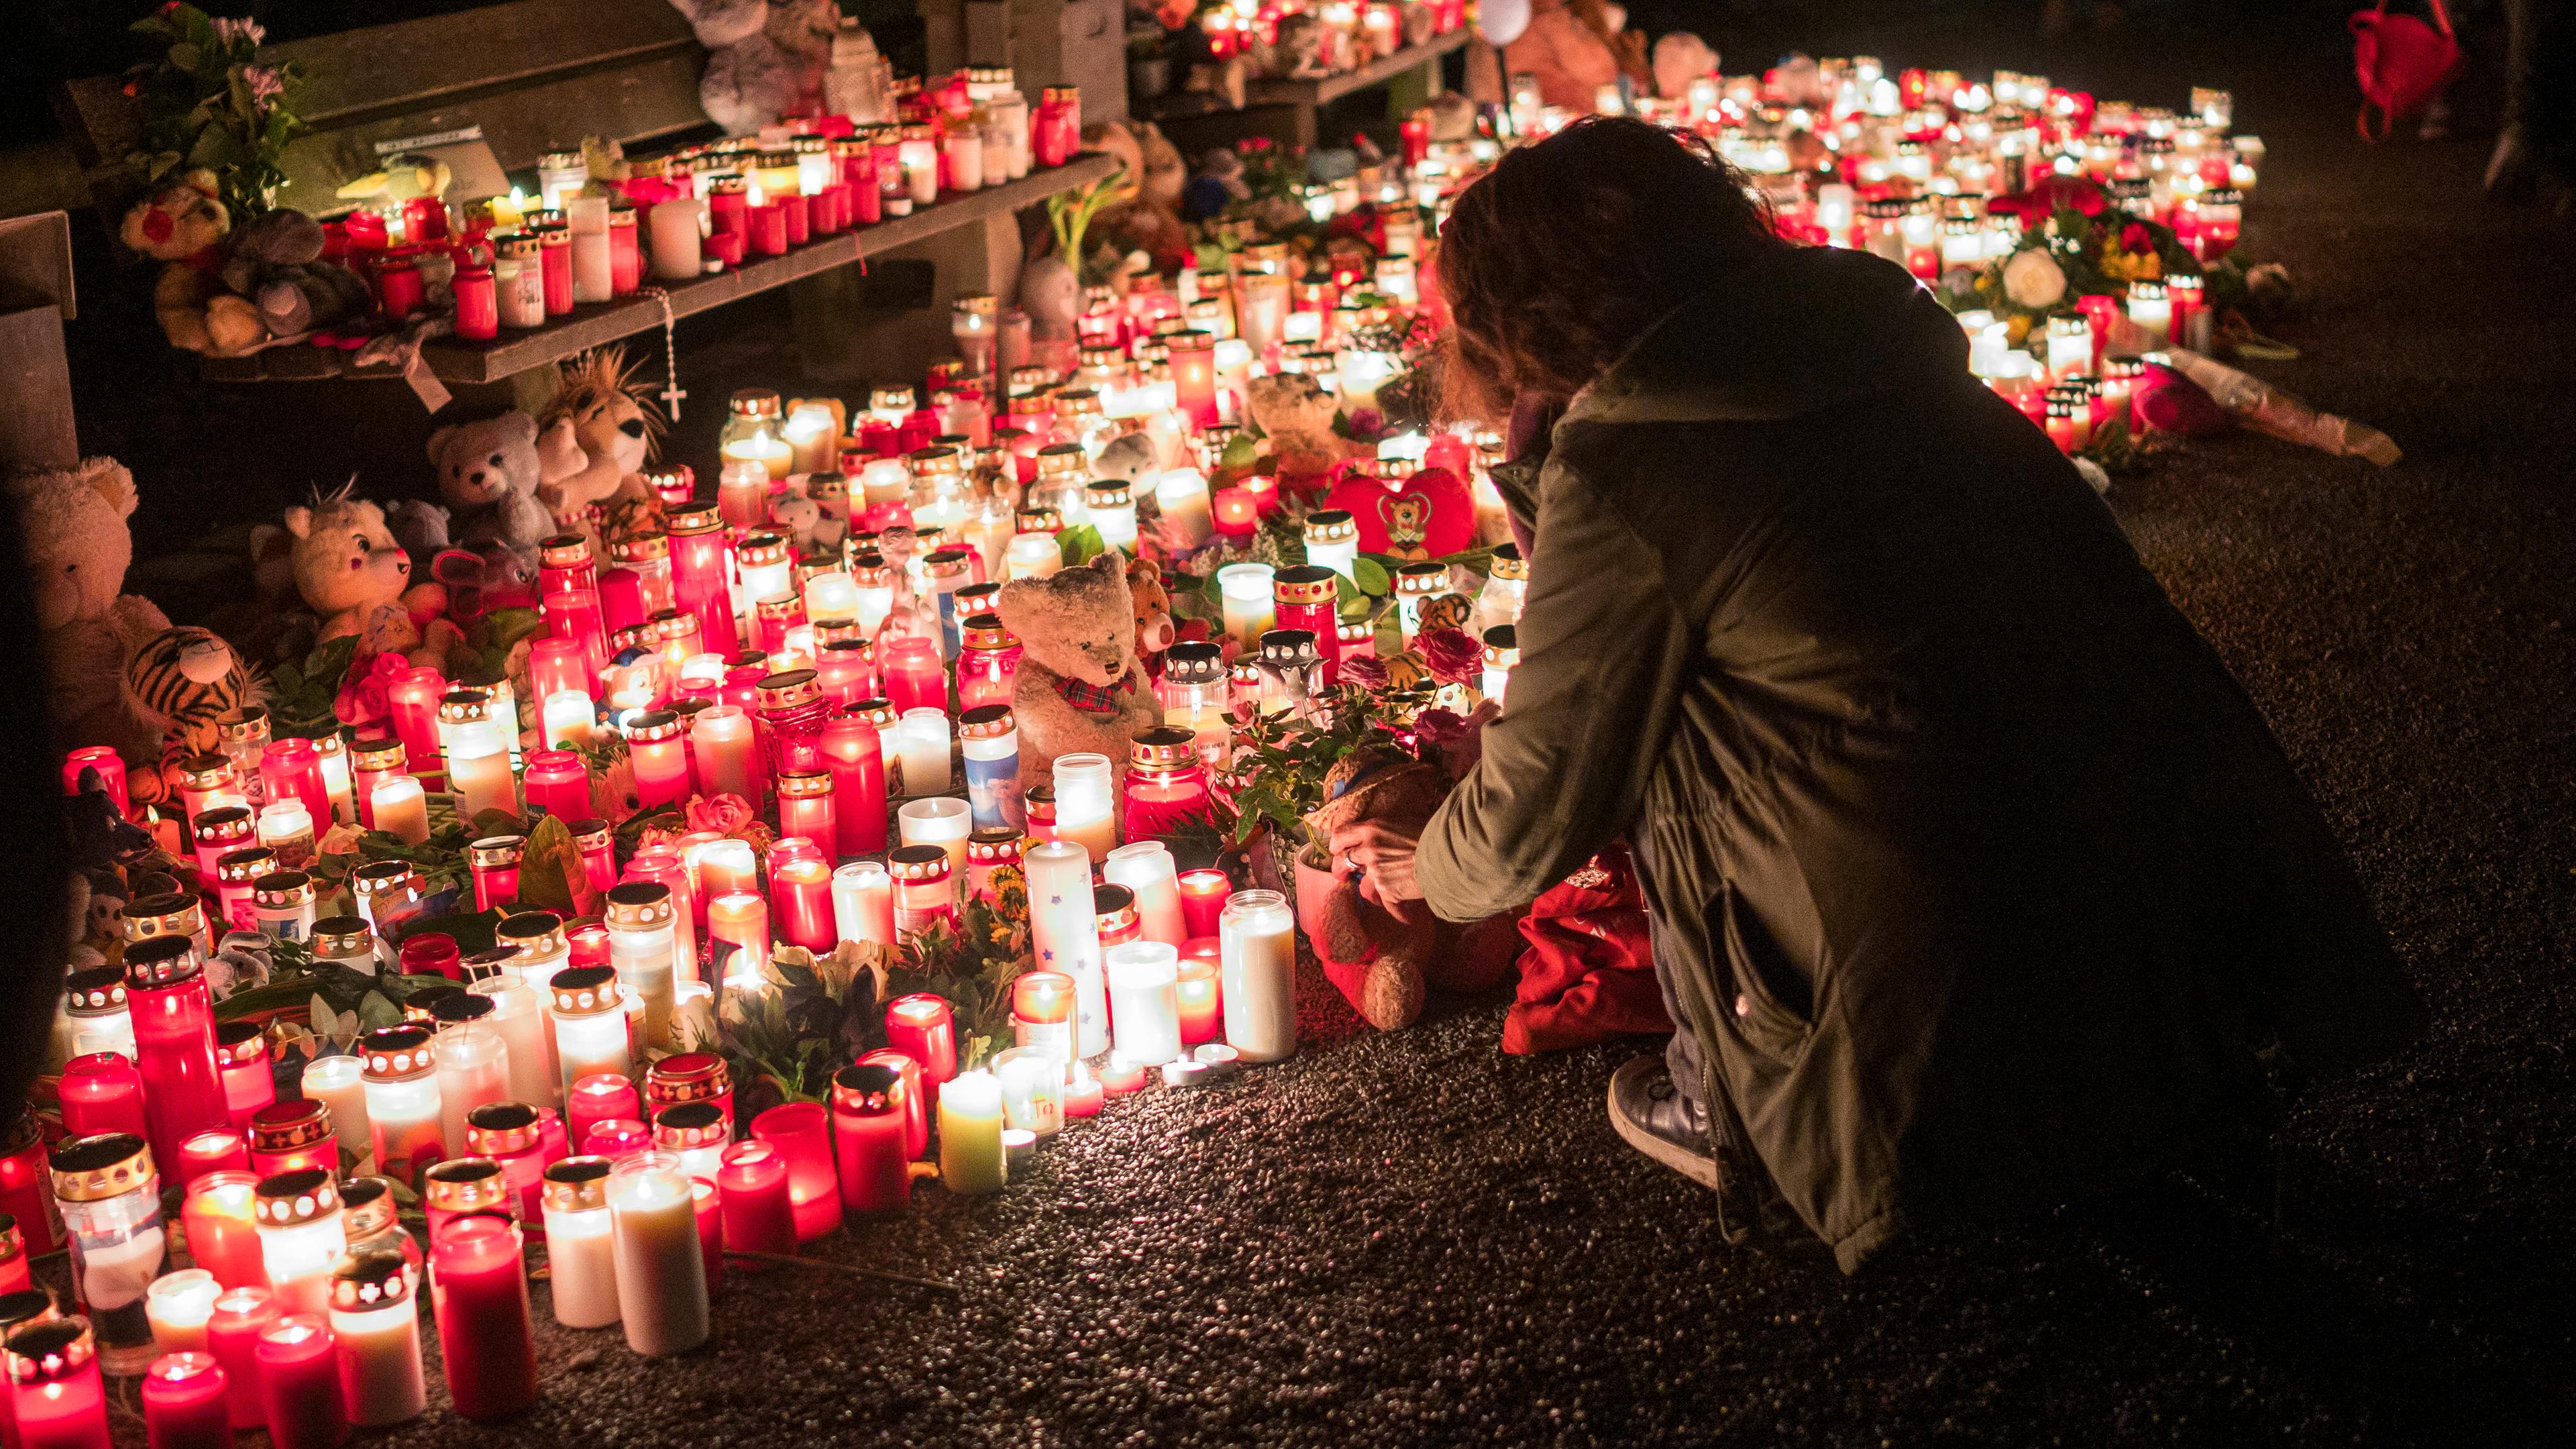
(1608, 1055), (1719, 1189)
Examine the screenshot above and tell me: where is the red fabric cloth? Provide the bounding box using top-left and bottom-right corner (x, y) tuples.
(1501, 841), (1672, 1055)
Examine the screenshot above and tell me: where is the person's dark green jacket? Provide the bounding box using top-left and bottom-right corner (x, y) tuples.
(1415, 244), (2422, 1271)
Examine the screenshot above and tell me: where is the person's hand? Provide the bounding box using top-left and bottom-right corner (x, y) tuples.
(1329, 821), (1426, 924)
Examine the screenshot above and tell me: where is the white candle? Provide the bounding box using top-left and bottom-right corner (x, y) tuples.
(606, 885), (679, 1050)
(691, 706), (758, 801)
(146, 1268), (220, 1354)
(434, 1022), (510, 1157)
(446, 720), (517, 820)
(832, 861), (896, 947)
(470, 979), (559, 1110)
(1004, 533), (1062, 580)
(1219, 888), (1298, 1062)
(894, 708), (953, 796)
(1051, 753), (1116, 862)
(803, 570), (859, 624)
(541, 1160), (621, 1328)
(1024, 841), (1107, 1057)
(1105, 941), (1183, 1066)
(1216, 564), (1276, 649)
(256, 1175), (349, 1316)
(608, 1152), (709, 1355)
(784, 402), (839, 476)
(543, 690), (596, 749)
(2126, 284), (2172, 347)
(568, 195), (613, 304)
(936, 1071), (1006, 1195)
(300, 1054), (372, 1160)
(551, 971), (632, 1094)
(648, 197), (702, 280)
(364, 1068), (443, 1183)
(1102, 843), (1186, 946)
(898, 796), (972, 882)
(1155, 468), (1216, 550)
(257, 798), (313, 856)
(857, 458), (911, 510)
(991, 1047), (1062, 1137)
(329, 1260), (427, 1426)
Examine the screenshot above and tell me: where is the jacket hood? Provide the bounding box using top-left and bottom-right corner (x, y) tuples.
(1561, 246), (1972, 429)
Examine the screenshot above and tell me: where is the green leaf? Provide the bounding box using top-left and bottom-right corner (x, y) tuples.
(1057, 523), (1106, 569)
(356, 991), (400, 1031)
(1350, 557), (1390, 596)
(515, 812), (596, 918)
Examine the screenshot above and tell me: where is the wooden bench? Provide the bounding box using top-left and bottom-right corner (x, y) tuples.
(1149, 26), (1469, 152)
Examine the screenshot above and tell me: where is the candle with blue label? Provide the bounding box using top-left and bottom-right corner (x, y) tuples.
(922, 548), (973, 661)
(957, 705), (1026, 832)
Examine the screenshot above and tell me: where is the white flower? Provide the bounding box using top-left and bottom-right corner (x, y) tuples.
(212, 17), (266, 49)
(2001, 249), (2068, 310)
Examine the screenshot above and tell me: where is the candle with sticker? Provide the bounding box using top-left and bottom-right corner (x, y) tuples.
(991, 1047), (1063, 1138)
(952, 705), (1024, 831)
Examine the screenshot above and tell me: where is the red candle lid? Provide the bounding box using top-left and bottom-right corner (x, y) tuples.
(399, 933), (460, 976)
(647, 1052), (731, 1104)
(248, 1099), (333, 1153)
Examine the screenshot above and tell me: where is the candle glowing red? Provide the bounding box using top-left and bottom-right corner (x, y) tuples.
(61, 746), (128, 814)
(1212, 487), (1259, 539)
(181, 1174), (266, 1291)
(176, 1129), (250, 1188)
(828, 1065), (910, 1216)
(383, 669), (447, 771)
(1176, 946), (1224, 1046)
(580, 1120), (652, 1161)
(58, 1054), (148, 1141)
(690, 1176), (724, 1294)
(258, 740), (331, 830)
(854, 1048), (926, 1159)
(528, 637), (590, 706)
(142, 1350), (231, 1449)
(747, 1103), (841, 1242)
(880, 638), (946, 716)
(883, 994), (958, 1101)
(818, 716), (889, 855)
(127, 941), (231, 1171)
(769, 855), (835, 953)
(566, 1074), (641, 1150)
(216, 1023), (274, 1132)
(7, 1320), (111, 1449)
(252, 1315), (343, 1449)
(204, 1287), (274, 1430)
(668, 522), (740, 655)
(427, 1216), (537, 1420)
(714, 1141), (796, 1258)
(519, 751), (590, 822)
(1176, 871), (1230, 939)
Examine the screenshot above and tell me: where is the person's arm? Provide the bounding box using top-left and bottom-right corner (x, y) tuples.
(1413, 457), (1699, 921)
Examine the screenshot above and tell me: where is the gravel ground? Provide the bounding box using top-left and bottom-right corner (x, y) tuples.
(52, 3), (2576, 1444)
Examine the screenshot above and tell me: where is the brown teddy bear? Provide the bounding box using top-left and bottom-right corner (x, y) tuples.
(997, 551), (1163, 791)
(7, 457), (172, 765)
(1303, 749), (1521, 1030)
(271, 488), (462, 669)
(1125, 553), (1176, 669)
(120, 172), (261, 356)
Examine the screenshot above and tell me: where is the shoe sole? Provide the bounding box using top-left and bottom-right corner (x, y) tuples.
(1607, 1061), (1723, 1191)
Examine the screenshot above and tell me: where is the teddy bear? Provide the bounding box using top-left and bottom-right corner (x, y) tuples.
(671, 0), (838, 136)
(1246, 372), (1353, 482)
(217, 209), (371, 340)
(121, 172), (260, 356)
(119, 625), (260, 808)
(997, 551), (1163, 791)
(424, 412), (557, 561)
(537, 346), (663, 536)
(272, 489), (462, 669)
(1094, 121), (1191, 267)
(1302, 749), (1520, 1030)
(1125, 553), (1176, 672)
(8, 457), (174, 765)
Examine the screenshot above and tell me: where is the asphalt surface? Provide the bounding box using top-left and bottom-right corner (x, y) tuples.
(52, 3), (2576, 1444)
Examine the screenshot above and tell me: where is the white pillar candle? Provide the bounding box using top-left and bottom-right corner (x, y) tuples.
(1051, 753), (1116, 862)
(256, 1175), (350, 1316)
(1155, 468), (1216, 551)
(691, 706), (758, 801)
(991, 1046), (1062, 1138)
(1102, 843), (1186, 947)
(541, 1159), (621, 1328)
(1004, 533), (1063, 580)
(329, 1258), (427, 1426)
(446, 720), (517, 820)
(608, 1152), (708, 1356)
(551, 969), (632, 1094)
(1105, 942), (1183, 1066)
(434, 1023), (510, 1158)
(542, 691), (596, 749)
(568, 195), (613, 303)
(1023, 841), (1108, 1057)
(470, 979), (559, 1110)
(648, 198), (703, 280)
(898, 796), (972, 883)
(1219, 888), (1298, 1062)
(936, 1071), (1006, 1195)
(832, 860), (897, 947)
(1216, 564), (1276, 649)
(146, 1268), (221, 1354)
(894, 708), (953, 795)
(803, 570), (859, 624)
(299, 1055), (372, 1160)
(370, 775), (430, 845)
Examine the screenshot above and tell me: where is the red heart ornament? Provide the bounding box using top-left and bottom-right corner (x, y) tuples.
(1326, 466), (1474, 562)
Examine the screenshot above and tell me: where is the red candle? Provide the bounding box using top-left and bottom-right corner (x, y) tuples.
(203, 1287), (274, 1430)
(828, 1064), (910, 1216)
(883, 994), (958, 1103)
(61, 746), (129, 815)
(581, 1120), (651, 1161)
(142, 1350), (232, 1449)
(779, 192), (810, 245)
(258, 741), (330, 832)
(520, 751), (590, 823)
(769, 855), (835, 953)
(818, 716), (888, 855)
(748, 201), (788, 256)
(855, 1049), (927, 1159)
(5, 1318), (111, 1449)
(1212, 487), (1259, 540)
(1168, 329), (1218, 429)
(566, 1074), (641, 1150)
(252, 1315), (343, 1449)
(1177, 872), (1230, 938)
(666, 508), (739, 656)
(57, 1054), (148, 1141)
(183, 1173), (267, 1292)
(528, 638), (589, 706)
(747, 1103), (841, 1242)
(245, 1102), (333, 1181)
(1175, 948), (1223, 1046)
(176, 1129), (250, 1187)
(125, 939), (231, 1172)
(384, 669), (446, 771)
(1097, 1055), (1148, 1093)
(1273, 566), (1342, 688)
(773, 773), (837, 859)
(714, 1142), (796, 1260)
(644, 1054), (733, 1135)
(543, 588), (610, 682)
(215, 1023), (274, 1133)
(0, 1217), (28, 1295)
(2, 1114), (60, 1259)
(879, 638), (945, 716)
(690, 1177), (724, 1294)
(428, 1216), (537, 1419)
(1061, 1065), (1104, 1119)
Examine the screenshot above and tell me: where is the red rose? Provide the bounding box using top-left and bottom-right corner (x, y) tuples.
(1416, 627), (1483, 687)
(2120, 222), (2153, 254)
(1340, 654), (1391, 691)
(686, 792), (756, 837)
(332, 650), (412, 729)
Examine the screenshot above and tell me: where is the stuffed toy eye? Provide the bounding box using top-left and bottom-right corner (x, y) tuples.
(488, 453), (504, 466)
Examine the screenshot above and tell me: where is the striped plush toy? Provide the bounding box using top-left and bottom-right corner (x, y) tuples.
(122, 625), (262, 804)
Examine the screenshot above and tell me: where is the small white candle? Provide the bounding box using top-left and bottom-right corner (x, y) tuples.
(258, 798), (315, 859)
(898, 796), (972, 882)
(1102, 843), (1187, 946)
(369, 775), (430, 844)
(146, 1268), (221, 1354)
(608, 1152), (709, 1356)
(691, 706), (758, 801)
(541, 1163), (621, 1328)
(1051, 753), (1117, 862)
(446, 720), (517, 820)
(469, 979), (559, 1110)
(1155, 468), (1215, 550)
(434, 1022), (510, 1158)
(894, 708), (953, 796)
(1220, 888), (1298, 1062)
(1024, 841), (1107, 1057)
(991, 1046), (1063, 1138)
(1105, 941), (1183, 1066)
(936, 1071), (1006, 1195)
(832, 860), (896, 947)
(803, 570), (859, 623)
(1216, 564), (1277, 650)
(543, 690), (596, 749)
(300, 1054), (372, 1159)
(1004, 532), (1063, 580)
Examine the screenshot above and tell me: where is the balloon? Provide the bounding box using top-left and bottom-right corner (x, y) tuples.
(1478, 0), (1531, 48)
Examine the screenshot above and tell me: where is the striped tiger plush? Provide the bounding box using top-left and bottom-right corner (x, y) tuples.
(122, 627), (262, 799)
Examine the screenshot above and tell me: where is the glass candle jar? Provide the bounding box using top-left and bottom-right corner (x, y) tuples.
(540, 1157), (621, 1328)
(329, 1248), (425, 1427)
(252, 1169), (345, 1316)
(549, 965), (631, 1094)
(47, 1132), (166, 1375)
(5, 1318), (110, 1449)
(213, 1020), (275, 1132)
(705, 892), (771, 991)
(182, 1167), (267, 1289)
(123, 938), (229, 1173)
(427, 1215), (537, 1420)
(52, 970), (131, 1075)
(248, 870), (318, 945)
(956, 705), (1025, 833)
(1121, 728), (1210, 843)
(1051, 753), (1117, 862)
(888, 847), (957, 938)
(747, 1102), (839, 1242)
(1220, 889), (1298, 1061)
(646, 1053), (734, 1135)
(358, 1025), (443, 1185)
(649, 1102), (727, 1184)
(965, 828), (1022, 906)
(936, 1070), (1006, 1195)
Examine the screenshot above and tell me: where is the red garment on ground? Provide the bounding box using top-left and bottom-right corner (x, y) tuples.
(1501, 841), (1672, 1055)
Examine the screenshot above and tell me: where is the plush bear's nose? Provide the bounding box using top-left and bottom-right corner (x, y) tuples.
(620, 419), (646, 438)
(468, 470), (486, 486)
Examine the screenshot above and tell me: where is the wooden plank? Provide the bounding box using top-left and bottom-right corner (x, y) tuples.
(415, 153), (1120, 384)
(270, 0), (697, 129)
(1245, 29), (1469, 109)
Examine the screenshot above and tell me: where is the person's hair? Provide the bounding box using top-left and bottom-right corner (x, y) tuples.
(1436, 117), (1781, 423)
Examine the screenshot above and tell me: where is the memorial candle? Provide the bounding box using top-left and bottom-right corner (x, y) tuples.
(1024, 841), (1108, 1057)
(357, 1027), (443, 1186)
(936, 1071), (1006, 1195)
(689, 1177), (722, 1296)
(881, 638), (946, 717)
(1177, 869), (1231, 939)
(146, 1271), (220, 1356)
(462, 1103), (547, 1223)
(649, 1103), (728, 1187)
(831, 861), (896, 947)
(244, 1102), (332, 1183)
(6, 1318), (110, 1449)
(1220, 890), (1298, 1061)
(604, 883), (679, 1048)
(125, 939), (231, 1175)
(889, 847), (957, 937)
(367, 777), (429, 845)
(294, 1058), (369, 1169)
(427, 1216), (537, 1419)
(1061, 1062), (1104, 1118)
(1051, 753), (1116, 861)
(745, 1102), (839, 1242)
(819, 716), (889, 855)
(769, 855), (835, 953)
(1175, 948), (1223, 1046)
(539, 1158), (620, 1328)
(892, 709), (953, 796)
(58, 1055), (147, 1142)
(706, 893), (771, 991)
(714, 1141), (796, 1258)
(433, 1024), (509, 1161)
(695, 839), (759, 901)
(827, 1066), (910, 1216)
(882, 994), (959, 1105)
(606, 1154), (708, 1356)
(991, 1048), (1062, 1138)
(624, 712), (690, 809)
(898, 796), (972, 879)
(252, 1171), (345, 1316)
(547, 967), (631, 1094)
(466, 981), (555, 1114)
(689, 706), (758, 802)
(1105, 943), (1183, 1066)
(251, 1314), (341, 1449)
(212, 1024), (274, 1135)
(175, 1131), (248, 1189)
(1216, 564), (1275, 649)
(325, 1251), (421, 1428)
(956, 706), (1024, 832)
(203, 1288), (274, 1430)
(445, 721), (517, 820)
(141, 1350), (230, 1449)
